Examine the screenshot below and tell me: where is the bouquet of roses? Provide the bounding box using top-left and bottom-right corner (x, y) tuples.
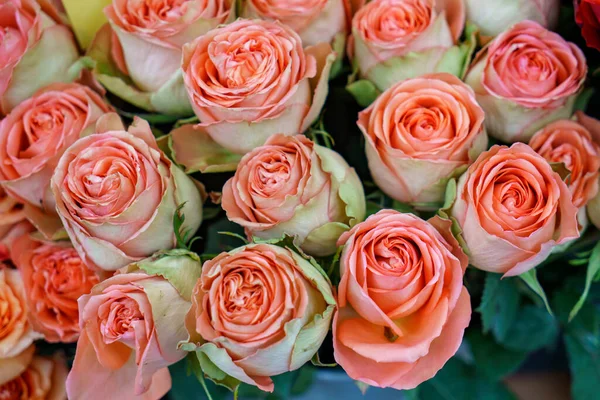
(2, 0), (600, 399)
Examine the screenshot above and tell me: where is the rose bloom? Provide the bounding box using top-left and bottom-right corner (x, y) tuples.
(465, 0), (559, 37)
(88, 0), (233, 116)
(465, 21), (587, 143)
(333, 210), (470, 389)
(0, 268), (41, 360)
(51, 113), (203, 271)
(350, 0), (465, 91)
(241, 0), (348, 47)
(0, 83), (111, 213)
(575, 0), (600, 51)
(358, 73), (487, 207)
(0, 354), (67, 400)
(451, 143), (579, 276)
(529, 112), (600, 209)
(222, 134), (365, 256)
(180, 19), (335, 155)
(0, 187), (32, 262)
(66, 271), (191, 400)
(12, 234), (100, 343)
(0, 0), (79, 115)
(184, 244), (336, 391)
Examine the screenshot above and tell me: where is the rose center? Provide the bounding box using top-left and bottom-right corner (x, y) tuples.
(372, 236), (422, 275)
(496, 175), (536, 213)
(0, 378), (27, 400)
(0, 289), (17, 340)
(217, 41), (270, 88)
(124, 0), (191, 27)
(516, 50), (553, 81)
(33, 249), (92, 294)
(222, 269), (265, 313)
(253, 153), (292, 195)
(101, 297), (143, 343)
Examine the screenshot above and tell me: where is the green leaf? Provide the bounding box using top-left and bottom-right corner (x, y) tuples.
(519, 269), (554, 315)
(574, 88), (595, 112)
(550, 162), (572, 184)
(290, 366), (315, 396)
(392, 200), (416, 214)
(501, 305), (559, 353)
(477, 273), (520, 342)
(217, 231), (248, 244)
(115, 108), (182, 124)
(311, 351), (337, 368)
(570, 241), (600, 321)
(173, 202), (189, 249)
(346, 79), (380, 108)
(467, 330), (527, 380)
(168, 359), (230, 400)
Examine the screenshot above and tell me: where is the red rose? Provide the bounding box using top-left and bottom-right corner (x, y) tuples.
(575, 0), (600, 51)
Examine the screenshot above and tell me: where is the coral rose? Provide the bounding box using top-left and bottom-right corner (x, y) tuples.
(358, 73), (487, 208)
(222, 134), (365, 256)
(350, 0), (466, 91)
(451, 143), (580, 276)
(575, 0), (600, 52)
(0, 354), (67, 399)
(333, 210), (471, 390)
(0, 0), (79, 115)
(12, 234), (100, 343)
(183, 243), (336, 392)
(465, 21), (587, 143)
(51, 113), (203, 271)
(179, 19), (335, 155)
(530, 112), (600, 208)
(0, 188), (32, 262)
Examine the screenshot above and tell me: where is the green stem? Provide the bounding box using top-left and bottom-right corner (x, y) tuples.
(198, 373), (213, 400)
(234, 386), (239, 400)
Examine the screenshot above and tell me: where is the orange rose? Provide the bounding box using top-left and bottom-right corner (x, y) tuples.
(12, 234), (100, 343)
(451, 143), (580, 276)
(0, 354), (67, 399)
(529, 112), (600, 208)
(0, 188), (32, 262)
(333, 210), (471, 389)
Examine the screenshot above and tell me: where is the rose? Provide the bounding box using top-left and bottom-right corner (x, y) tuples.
(465, 21), (587, 143)
(350, 0), (466, 91)
(222, 134), (365, 256)
(183, 243), (336, 391)
(0, 354), (67, 398)
(358, 73), (487, 208)
(51, 113), (203, 271)
(241, 0), (348, 47)
(0, 83), (111, 214)
(529, 112), (600, 208)
(66, 254), (201, 400)
(0, 268), (41, 360)
(0, 0), (79, 115)
(0, 188), (32, 262)
(0, 344), (34, 386)
(178, 19), (335, 156)
(575, 0), (600, 51)
(87, 0), (233, 116)
(451, 143), (580, 276)
(333, 210), (471, 389)
(465, 0), (559, 37)
(11, 234), (100, 343)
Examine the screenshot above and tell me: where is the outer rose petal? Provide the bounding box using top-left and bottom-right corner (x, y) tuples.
(0, 345), (35, 385)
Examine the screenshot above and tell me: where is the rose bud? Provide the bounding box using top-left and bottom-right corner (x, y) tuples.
(575, 0), (600, 52)
(0, 354), (68, 398)
(182, 244), (336, 392)
(11, 234), (100, 343)
(333, 210), (471, 390)
(178, 19), (335, 155)
(451, 143), (580, 276)
(0, 268), (42, 361)
(530, 112), (600, 209)
(465, 0), (559, 37)
(51, 113), (203, 271)
(0, 84), (111, 224)
(222, 134), (365, 256)
(0, 0), (79, 115)
(465, 21), (587, 143)
(0, 188), (33, 262)
(358, 73), (487, 208)
(87, 0), (233, 116)
(66, 250), (203, 400)
(350, 0), (466, 91)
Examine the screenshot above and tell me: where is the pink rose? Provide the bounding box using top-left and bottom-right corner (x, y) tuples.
(0, 0), (79, 115)
(358, 73), (487, 207)
(0, 353), (68, 399)
(178, 19), (335, 156)
(333, 210), (471, 390)
(451, 143), (580, 276)
(51, 114), (203, 271)
(0, 188), (32, 262)
(465, 21), (587, 142)
(222, 134), (365, 256)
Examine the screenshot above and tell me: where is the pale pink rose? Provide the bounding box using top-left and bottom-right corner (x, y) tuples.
(51, 113), (203, 271)
(0, 83), (111, 212)
(465, 21), (587, 143)
(350, 0), (466, 90)
(66, 271), (191, 400)
(241, 0), (349, 46)
(0, 354), (68, 399)
(179, 19), (335, 155)
(183, 244), (336, 392)
(12, 234), (100, 343)
(222, 134), (365, 256)
(0, 0), (79, 115)
(358, 73), (487, 207)
(333, 210), (471, 390)
(530, 112), (600, 208)
(451, 143), (580, 276)
(0, 187), (33, 262)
